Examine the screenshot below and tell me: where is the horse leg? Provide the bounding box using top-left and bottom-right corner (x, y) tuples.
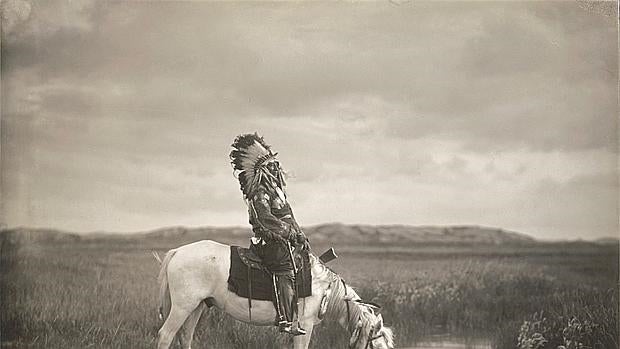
(179, 302), (206, 349)
(157, 302), (197, 349)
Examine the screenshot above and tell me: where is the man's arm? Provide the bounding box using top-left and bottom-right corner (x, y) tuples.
(250, 192), (293, 241)
(284, 205), (310, 250)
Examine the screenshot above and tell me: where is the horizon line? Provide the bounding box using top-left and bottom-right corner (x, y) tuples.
(2, 223), (618, 242)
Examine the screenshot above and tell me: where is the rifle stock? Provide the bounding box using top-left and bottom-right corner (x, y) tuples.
(319, 248), (338, 263)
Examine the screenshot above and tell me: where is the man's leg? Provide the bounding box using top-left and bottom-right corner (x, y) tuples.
(275, 272), (306, 335)
(275, 272), (294, 329)
(264, 241), (306, 335)
(272, 274), (286, 328)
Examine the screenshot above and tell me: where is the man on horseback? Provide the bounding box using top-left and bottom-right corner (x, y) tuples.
(230, 133), (310, 336)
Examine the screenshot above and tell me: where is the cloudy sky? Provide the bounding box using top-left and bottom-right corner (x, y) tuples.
(1, 1), (617, 240)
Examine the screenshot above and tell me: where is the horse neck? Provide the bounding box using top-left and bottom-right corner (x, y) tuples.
(310, 255), (367, 333)
(335, 280), (366, 332)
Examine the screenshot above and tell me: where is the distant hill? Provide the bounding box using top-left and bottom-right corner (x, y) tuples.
(303, 223), (536, 245)
(1, 223), (537, 246)
(594, 236), (620, 245)
(0, 227), (82, 245)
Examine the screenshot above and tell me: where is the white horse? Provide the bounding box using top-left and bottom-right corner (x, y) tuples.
(156, 240), (394, 349)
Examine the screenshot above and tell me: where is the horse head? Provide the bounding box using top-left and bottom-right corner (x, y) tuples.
(348, 301), (394, 349)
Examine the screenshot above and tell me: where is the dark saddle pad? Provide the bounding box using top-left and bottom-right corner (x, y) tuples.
(227, 245), (312, 301)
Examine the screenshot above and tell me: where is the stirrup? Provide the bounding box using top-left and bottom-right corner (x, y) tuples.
(278, 320), (291, 333)
(278, 321), (306, 336)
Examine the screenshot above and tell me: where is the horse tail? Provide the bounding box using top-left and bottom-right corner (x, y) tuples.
(157, 249), (177, 321)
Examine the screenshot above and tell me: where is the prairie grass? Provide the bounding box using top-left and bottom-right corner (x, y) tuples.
(1, 237), (617, 348)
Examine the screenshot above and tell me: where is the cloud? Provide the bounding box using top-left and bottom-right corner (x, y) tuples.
(1, 0), (94, 42)
(1, 0), (31, 38)
(1, 1), (617, 238)
(4, 1), (615, 150)
(508, 172), (618, 239)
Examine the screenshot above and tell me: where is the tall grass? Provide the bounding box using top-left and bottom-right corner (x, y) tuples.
(1, 242), (161, 348)
(1, 238), (617, 348)
(349, 259), (618, 348)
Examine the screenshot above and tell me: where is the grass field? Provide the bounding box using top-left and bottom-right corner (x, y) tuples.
(1, 234), (617, 349)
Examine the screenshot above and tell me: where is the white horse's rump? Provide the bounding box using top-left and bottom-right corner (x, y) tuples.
(156, 240), (394, 349)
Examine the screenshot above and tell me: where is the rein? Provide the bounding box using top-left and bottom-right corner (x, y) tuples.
(341, 278), (351, 331)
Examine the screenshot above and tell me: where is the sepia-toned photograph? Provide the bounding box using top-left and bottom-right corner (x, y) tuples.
(1, 1), (618, 348)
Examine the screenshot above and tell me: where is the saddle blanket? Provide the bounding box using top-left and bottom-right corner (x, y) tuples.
(227, 245), (312, 301)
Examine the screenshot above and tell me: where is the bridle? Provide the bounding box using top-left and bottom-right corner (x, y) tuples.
(349, 320), (387, 349)
(363, 329), (387, 349)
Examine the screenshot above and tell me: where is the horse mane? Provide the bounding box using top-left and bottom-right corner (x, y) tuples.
(309, 254), (375, 331)
(382, 326), (395, 348)
(309, 254), (395, 347)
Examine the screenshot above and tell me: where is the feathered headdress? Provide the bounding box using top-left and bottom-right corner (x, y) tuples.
(230, 133), (280, 199)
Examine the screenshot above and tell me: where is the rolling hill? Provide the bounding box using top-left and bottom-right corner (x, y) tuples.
(1, 223), (537, 246)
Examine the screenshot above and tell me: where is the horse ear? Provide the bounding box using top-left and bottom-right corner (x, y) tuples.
(349, 319), (363, 347)
(374, 314), (384, 331)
